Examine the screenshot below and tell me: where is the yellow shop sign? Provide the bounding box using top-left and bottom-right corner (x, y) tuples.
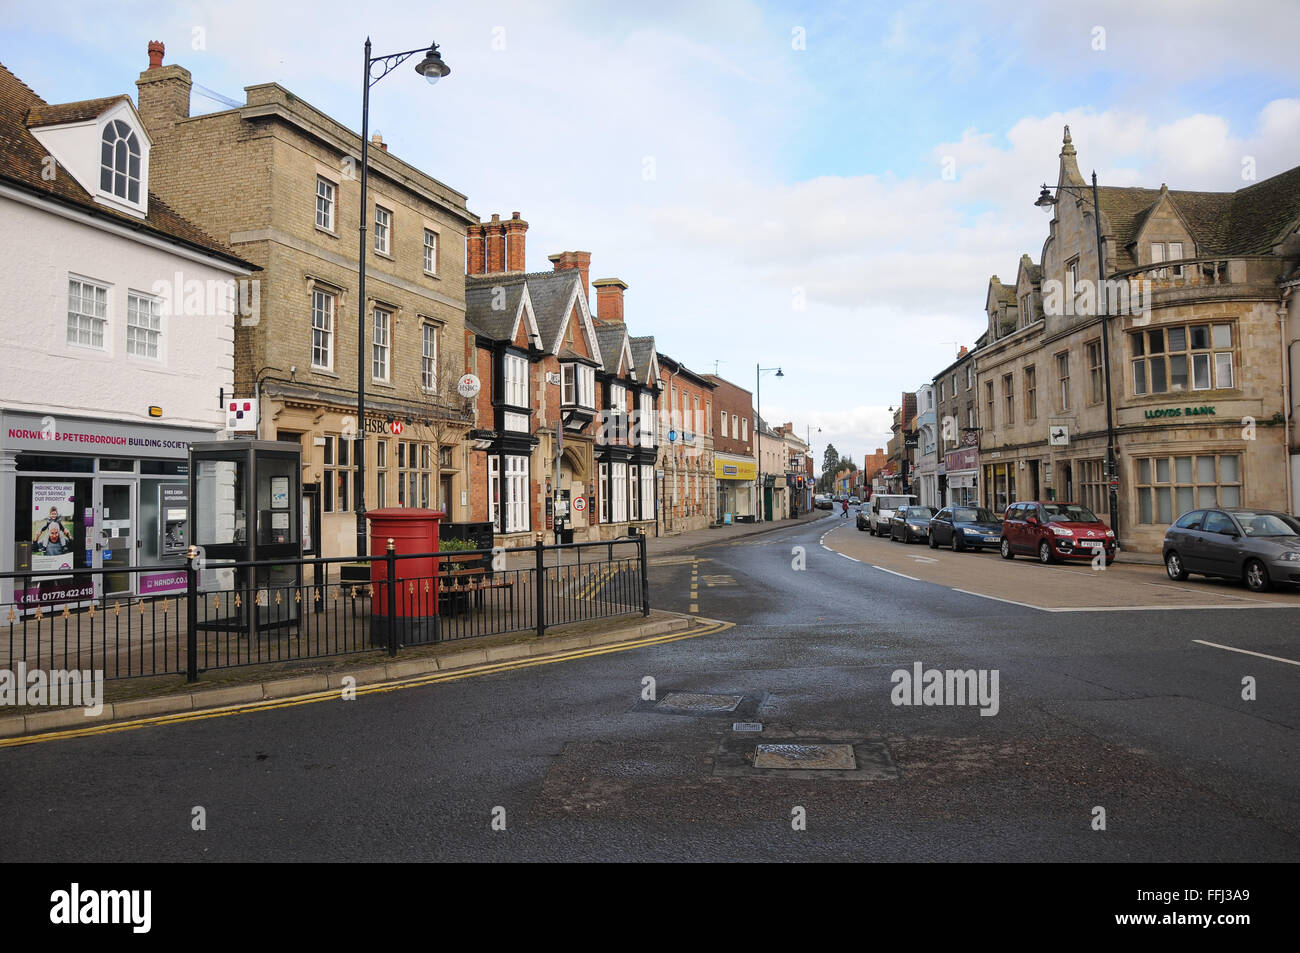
(715, 459), (756, 480)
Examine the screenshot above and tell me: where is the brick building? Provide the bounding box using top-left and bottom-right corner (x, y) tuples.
(932, 343), (980, 506)
(134, 42), (476, 557)
(705, 374), (755, 522)
(464, 227), (658, 544)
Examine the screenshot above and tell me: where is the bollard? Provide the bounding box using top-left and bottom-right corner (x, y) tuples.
(535, 533), (546, 638)
(185, 545), (199, 683)
(385, 538), (398, 657)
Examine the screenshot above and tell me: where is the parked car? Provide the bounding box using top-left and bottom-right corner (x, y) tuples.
(868, 494), (916, 536)
(856, 505), (872, 531)
(928, 505), (1002, 552)
(1163, 507), (1300, 593)
(1000, 501), (1116, 564)
(813, 494), (832, 510)
(890, 505), (938, 543)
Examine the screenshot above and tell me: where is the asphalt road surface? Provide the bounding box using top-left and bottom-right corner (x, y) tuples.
(2, 512), (1297, 862)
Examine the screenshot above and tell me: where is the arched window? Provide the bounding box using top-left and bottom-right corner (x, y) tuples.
(99, 120), (141, 204)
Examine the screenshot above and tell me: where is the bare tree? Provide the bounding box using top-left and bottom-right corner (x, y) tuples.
(412, 339), (474, 512)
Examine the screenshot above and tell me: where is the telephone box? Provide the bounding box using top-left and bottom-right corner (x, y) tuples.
(189, 440), (303, 634)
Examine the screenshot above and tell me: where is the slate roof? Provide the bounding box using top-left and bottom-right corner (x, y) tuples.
(594, 323), (628, 375)
(465, 278), (526, 340)
(1097, 163), (1300, 271)
(0, 64), (248, 267)
(628, 335), (657, 382)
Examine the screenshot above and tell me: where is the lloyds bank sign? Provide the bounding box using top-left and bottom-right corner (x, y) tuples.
(1144, 405), (1216, 420)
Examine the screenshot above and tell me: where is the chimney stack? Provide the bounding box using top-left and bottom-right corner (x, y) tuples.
(371, 133), (387, 152)
(593, 278), (628, 323)
(467, 223), (486, 275)
(958, 345), (968, 357)
(484, 213), (505, 273)
(549, 251), (592, 301)
(504, 211), (527, 272)
(135, 40), (192, 140)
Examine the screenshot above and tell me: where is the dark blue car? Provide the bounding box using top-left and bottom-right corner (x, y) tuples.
(928, 505), (1002, 552)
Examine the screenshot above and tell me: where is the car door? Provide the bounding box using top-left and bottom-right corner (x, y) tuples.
(933, 508), (952, 545)
(1199, 511), (1241, 576)
(1004, 504), (1026, 552)
(1170, 510), (1206, 571)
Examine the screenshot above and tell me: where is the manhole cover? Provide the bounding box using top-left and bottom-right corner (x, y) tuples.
(656, 692), (744, 713)
(753, 743), (857, 770)
(732, 722), (763, 732)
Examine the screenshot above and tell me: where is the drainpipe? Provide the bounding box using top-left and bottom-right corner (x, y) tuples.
(1281, 283), (1296, 513)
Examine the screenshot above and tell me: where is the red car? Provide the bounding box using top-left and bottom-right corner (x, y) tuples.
(999, 501), (1116, 565)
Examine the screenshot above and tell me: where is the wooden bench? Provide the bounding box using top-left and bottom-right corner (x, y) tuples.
(440, 564), (515, 614)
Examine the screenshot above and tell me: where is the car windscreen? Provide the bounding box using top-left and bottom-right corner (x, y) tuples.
(953, 507), (995, 522)
(877, 497), (911, 509)
(906, 507), (937, 519)
(1042, 504), (1101, 523)
(1235, 513), (1300, 537)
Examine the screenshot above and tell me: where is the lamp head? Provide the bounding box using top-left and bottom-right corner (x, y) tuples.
(415, 43), (450, 84)
(1035, 185), (1057, 213)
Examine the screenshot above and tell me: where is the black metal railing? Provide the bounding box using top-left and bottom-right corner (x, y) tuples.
(1, 534), (649, 683)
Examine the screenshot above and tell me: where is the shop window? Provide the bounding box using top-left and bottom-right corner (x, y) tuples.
(1136, 453), (1241, 524)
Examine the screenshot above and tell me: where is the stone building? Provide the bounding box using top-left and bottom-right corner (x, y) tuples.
(134, 41), (476, 557)
(932, 343), (981, 506)
(656, 353), (714, 534)
(975, 127), (1299, 553)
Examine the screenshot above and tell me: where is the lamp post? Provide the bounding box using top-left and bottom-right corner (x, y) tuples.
(353, 39), (450, 558)
(806, 424), (820, 509)
(1035, 172), (1119, 540)
(755, 363), (783, 522)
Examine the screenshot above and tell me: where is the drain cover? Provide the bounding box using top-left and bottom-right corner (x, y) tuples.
(754, 743), (857, 770)
(732, 722), (763, 732)
(656, 692), (744, 713)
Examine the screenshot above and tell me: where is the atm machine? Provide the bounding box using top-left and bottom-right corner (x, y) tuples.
(188, 440), (302, 636)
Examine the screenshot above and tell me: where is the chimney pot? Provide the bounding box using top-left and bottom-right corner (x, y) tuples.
(550, 251), (592, 302)
(147, 40), (165, 70)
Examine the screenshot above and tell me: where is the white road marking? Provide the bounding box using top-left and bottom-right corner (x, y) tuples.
(1192, 640), (1300, 666)
(838, 553), (860, 562)
(908, 555), (938, 563)
(873, 566), (919, 581)
(950, 588), (1046, 611)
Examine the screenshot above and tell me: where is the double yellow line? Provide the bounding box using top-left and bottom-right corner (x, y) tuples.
(573, 567), (616, 601)
(0, 620), (734, 748)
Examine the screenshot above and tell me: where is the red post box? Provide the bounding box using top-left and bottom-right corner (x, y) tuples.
(366, 508), (444, 645)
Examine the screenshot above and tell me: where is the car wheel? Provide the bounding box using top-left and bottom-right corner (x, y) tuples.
(1000, 538), (1014, 560)
(1038, 541), (1054, 564)
(928, 531), (938, 549)
(950, 533), (962, 553)
(1244, 558), (1271, 593)
(1165, 551), (1188, 581)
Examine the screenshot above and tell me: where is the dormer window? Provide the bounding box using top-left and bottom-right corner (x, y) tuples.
(100, 120), (141, 204)
(561, 362), (594, 408)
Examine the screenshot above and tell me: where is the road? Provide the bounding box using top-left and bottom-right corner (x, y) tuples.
(1, 512), (1297, 862)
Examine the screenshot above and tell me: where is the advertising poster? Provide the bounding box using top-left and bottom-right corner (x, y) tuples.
(31, 482), (76, 573)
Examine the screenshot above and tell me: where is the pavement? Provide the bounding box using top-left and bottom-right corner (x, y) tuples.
(1, 511), (1295, 862)
(645, 508), (822, 557)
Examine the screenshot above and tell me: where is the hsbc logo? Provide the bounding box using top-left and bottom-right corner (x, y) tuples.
(390, 419), (404, 435)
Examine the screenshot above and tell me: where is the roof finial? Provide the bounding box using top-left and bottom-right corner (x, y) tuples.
(1060, 124), (1077, 159)
(1063, 124), (1072, 144)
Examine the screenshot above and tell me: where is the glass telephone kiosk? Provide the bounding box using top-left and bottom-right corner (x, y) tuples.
(189, 440), (302, 633)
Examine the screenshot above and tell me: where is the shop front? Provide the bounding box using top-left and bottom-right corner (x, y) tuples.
(714, 454), (755, 524)
(944, 446), (978, 506)
(2, 410), (217, 608)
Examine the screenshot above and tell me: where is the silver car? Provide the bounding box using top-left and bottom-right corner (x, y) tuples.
(1163, 507), (1300, 593)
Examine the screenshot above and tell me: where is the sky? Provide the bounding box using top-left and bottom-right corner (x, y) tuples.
(3, 0), (1298, 469)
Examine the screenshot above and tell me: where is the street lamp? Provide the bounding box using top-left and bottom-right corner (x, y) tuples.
(755, 364), (783, 522)
(1034, 171), (1119, 540)
(354, 38), (449, 558)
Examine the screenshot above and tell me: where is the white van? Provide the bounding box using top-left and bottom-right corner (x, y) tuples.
(869, 494), (917, 536)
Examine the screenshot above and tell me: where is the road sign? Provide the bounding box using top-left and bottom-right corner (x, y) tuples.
(573, 496), (587, 511)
